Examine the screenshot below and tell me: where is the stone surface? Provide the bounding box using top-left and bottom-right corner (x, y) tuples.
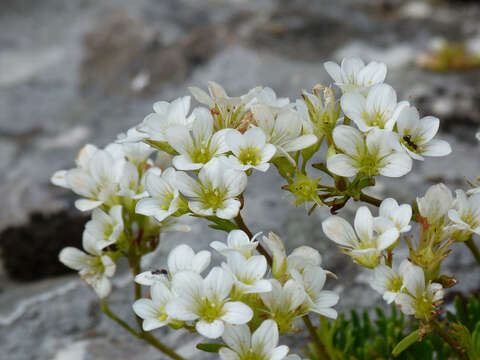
(1, 0), (480, 359)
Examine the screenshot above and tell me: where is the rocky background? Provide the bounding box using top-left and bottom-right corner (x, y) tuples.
(1, 0), (480, 359)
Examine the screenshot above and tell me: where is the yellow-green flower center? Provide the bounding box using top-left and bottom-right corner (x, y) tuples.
(238, 147), (261, 166)
(200, 186), (228, 210)
(387, 276), (403, 292)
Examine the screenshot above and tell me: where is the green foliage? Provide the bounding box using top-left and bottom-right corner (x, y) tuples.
(303, 302), (480, 360)
(192, 215), (239, 232)
(447, 295), (480, 332)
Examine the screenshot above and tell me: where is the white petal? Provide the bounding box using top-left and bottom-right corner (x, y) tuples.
(225, 129), (244, 156)
(417, 116), (439, 143)
(270, 346), (290, 360)
(252, 319), (279, 352)
(221, 302), (253, 324)
(322, 216), (358, 248)
(168, 244), (195, 275)
(175, 171), (201, 197)
(377, 228), (399, 250)
(332, 125), (364, 157)
(165, 298), (198, 321)
(379, 152), (412, 177)
(133, 298), (157, 320)
(192, 251), (212, 274)
(196, 319), (225, 339)
(59, 247), (90, 271)
(395, 294), (415, 315)
(402, 263), (425, 296)
(218, 348), (240, 360)
(223, 170), (248, 197)
(282, 134), (318, 152)
(324, 61), (343, 83)
(222, 324), (251, 354)
(340, 93), (367, 127)
(205, 267), (233, 301)
(75, 199), (103, 212)
(354, 207), (374, 243)
(327, 154), (358, 177)
(421, 139), (452, 157)
(216, 199), (241, 220)
(143, 318), (168, 331)
(51, 170), (69, 188)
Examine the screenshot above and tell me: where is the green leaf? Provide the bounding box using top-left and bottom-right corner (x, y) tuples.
(392, 329), (421, 357)
(192, 215), (239, 233)
(472, 322), (480, 357)
(196, 343), (224, 353)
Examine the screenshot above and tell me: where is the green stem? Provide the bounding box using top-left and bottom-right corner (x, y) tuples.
(430, 319), (467, 360)
(103, 230), (185, 360)
(234, 212), (272, 266)
(359, 192), (382, 207)
(101, 300), (140, 338)
(303, 315), (331, 360)
(465, 238), (480, 265)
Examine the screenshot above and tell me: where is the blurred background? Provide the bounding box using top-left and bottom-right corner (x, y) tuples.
(1, 0), (480, 359)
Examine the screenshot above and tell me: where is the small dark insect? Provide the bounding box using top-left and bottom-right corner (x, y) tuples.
(403, 135), (418, 150)
(151, 269), (168, 275)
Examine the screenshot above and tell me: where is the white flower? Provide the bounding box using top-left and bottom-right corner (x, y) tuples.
(417, 183), (453, 225)
(219, 320), (289, 360)
(396, 105), (451, 160)
(395, 262), (444, 318)
(135, 168), (182, 222)
(175, 157), (247, 219)
(210, 229), (260, 259)
(252, 87), (290, 109)
(132, 281), (176, 330)
(135, 244), (211, 286)
(262, 232), (326, 279)
(447, 190), (480, 241)
(286, 246), (323, 274)
(290, 265), (339, 319)
(370, 259), (410, 303)
(189, 81), (261, 130)
(106, 142), (154, 166)
(137, 96), (194, 142)
(341, 84), (408, 132)
(322, 207), (400, 268)
(115, 127), (148, 143)
(222, 252), (272, 295)
(223, 126), (276, 172)
(324, 57), (387, 94)
(51, 146), (123, 211)
(59, 231), (116, 298)
(262, 232), (288, 278)
(253, 105), (317, 164)
(85, 205), (124, 249)
(165, 107), (229, 170)
(296, 86), (339, 139)
(166, 268), (253, 339)
(327, 125), (412, 178)
(260, 279), (306, 331)
(376, 198), (412, 233)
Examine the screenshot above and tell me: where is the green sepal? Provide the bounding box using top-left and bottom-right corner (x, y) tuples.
(196, 343), (225, 353)
(392, 329), (421, 357)
(144, 140), (178, 155)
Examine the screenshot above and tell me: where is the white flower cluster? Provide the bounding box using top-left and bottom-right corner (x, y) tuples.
(322, 182), (480, 320)
(54, 142), (190, 298)
(324, 57), (451, 179)
(133, 230), (338, 357)
(50, 56), (477, 358)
